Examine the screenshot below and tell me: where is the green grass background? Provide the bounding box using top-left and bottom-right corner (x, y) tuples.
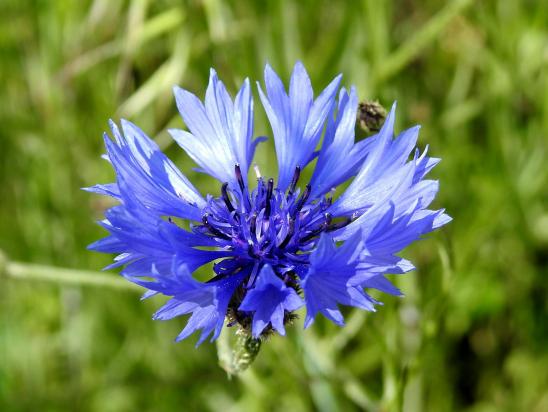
(1, 0), (547, 411)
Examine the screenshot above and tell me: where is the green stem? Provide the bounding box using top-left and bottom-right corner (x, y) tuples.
(1, 251), (263, 377)
(216, 326), (261, 377)
(0, 252), (139, 292)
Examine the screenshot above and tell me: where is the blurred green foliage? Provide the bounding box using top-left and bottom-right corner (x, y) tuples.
(1, 0), (547, 411)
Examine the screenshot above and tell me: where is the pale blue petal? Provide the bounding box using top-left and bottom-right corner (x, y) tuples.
(171, 71), (258, 187)
(259, 62), (342, 191)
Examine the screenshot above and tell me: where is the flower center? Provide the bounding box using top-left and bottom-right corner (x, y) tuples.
(194, 165), (355, 335)
(196, 164), (352, 267)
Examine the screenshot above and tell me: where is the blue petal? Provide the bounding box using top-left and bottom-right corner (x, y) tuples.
(328, 103), (451, 244)
(361, 275), (403, 296)
(95, 175), (225, 278)
(356, 254), (415, 275)
(239, 265), (303, 338)
(170, 70), (258, 188)
(87, 234), (124, 253)
(413, 145), (441, 183)
(328, 103), (400, 215)
(310, 87), (373, 198)
(102, 120), (204, 221)
(258, 62), (342, 191)
(82, 183), (120, 199)
(150, 263), (247, 346)
(302, 233), (377, 327)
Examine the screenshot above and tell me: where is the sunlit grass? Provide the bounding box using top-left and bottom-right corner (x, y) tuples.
(1, 1), (546, 410)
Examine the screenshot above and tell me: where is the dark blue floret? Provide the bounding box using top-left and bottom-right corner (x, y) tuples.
(194, 163), (354, 278)
(87, 62), (450, 345)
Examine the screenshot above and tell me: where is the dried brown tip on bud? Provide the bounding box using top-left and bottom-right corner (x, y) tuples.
(357, 100), (388, 134)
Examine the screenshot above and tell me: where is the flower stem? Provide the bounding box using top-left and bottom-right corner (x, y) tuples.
(217, 326), (261, 377)
(1, 251), (263, 377)
(0, 250), (139, 292)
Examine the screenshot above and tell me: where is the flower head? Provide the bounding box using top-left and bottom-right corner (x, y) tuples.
(87, 62), (450, 345)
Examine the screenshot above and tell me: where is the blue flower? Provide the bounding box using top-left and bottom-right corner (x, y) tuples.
(239, 265), (304, 338)
(87, 62), (450, 346)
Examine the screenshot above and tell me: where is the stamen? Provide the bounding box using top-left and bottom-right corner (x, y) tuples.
(279, 218), (295, 248)
(262, 239), (271, 251)
(265, 178), (274, 219)
(234, 163), (245, 192)
(249, 212), (257, 236)
(326, 217), (352, 232)
(326, 188), (336, 206)
(247, 239), (257, 258)
(300, 213), (333, 243)
(221, 182), (235, 212)
(288, 166), (301, 196)
(295, 184), (311, 214)
(202, 213), (230, 240)
(205, 164), (351, 259)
